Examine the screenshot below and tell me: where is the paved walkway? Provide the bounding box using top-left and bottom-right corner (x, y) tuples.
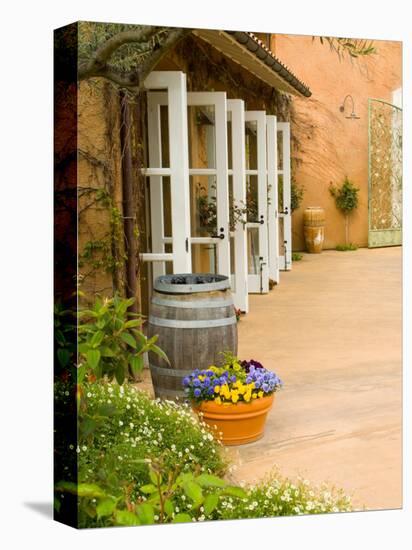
(230, 247), (402, 511)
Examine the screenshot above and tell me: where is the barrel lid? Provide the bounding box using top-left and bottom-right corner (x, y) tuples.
(154, 273), (230, 294)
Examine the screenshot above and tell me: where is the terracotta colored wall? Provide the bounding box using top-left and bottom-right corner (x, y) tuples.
(271, 35), (402, 250)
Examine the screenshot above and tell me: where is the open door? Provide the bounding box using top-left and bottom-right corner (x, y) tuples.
(245, 111), (269, 293)
(187, 92), (231, 276)
(277, 122), (292, 270)
(227, 99), (248, 312)
(266, 115), (280, 284)
(143, 72), (192, 278)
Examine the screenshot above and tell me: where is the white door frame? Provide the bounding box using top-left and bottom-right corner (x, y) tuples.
(277, 122), (292, 271)
(187, 92), (230, 277)
(143, 72), (192, 275)
(266, 115), (280, 284)
(227, 99), (249, 312)
(245, 111), (269, 293)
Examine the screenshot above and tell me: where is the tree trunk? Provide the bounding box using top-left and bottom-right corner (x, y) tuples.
(120, 92), (138, 314)
(345, 213), (349, 245)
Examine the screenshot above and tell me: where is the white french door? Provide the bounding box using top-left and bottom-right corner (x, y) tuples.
(266, 115), (280, 284)
(187, 92), (230, 277)
(227, 99), (248, 312)
(277, 122), (292, 271)
(245, 111), (269, 293)
(143, 72), (191, 277)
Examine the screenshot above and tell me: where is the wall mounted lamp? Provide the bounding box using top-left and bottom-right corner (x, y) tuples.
(339, 94), (360, 119)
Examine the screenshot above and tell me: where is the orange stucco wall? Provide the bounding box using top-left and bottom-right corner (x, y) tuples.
(271, 35), (402, 250)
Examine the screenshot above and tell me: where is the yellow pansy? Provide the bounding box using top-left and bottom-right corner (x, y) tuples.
(252, 393), (257, 399)
(258, 391), (264, 398)
(214, 385), (220, 393)
(231, 392), (239, 403)
(215, 396), (222, 405)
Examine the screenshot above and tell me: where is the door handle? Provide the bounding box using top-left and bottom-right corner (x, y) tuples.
(211, 227), (225, 240)
(259, 215), (265, 225)
(279, 206), (289, 215)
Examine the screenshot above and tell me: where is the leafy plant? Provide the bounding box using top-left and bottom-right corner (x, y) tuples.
(291, 180), (305, 212)
(215, 470), (353, 519)
(313, 36), (376, 60)
(56, 456), (246, 527)
(196, 181), (258, 235)
(54, 303), (76, 376)
(54, 382), (229, 526)
(335, 243), (358, 251)
(292, 252), (303, 261)
(78, 294), (169, 384)
(329, 177), (360, 245)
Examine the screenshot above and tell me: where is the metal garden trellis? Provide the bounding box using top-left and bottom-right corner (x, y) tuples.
(368, 98), (402, 248)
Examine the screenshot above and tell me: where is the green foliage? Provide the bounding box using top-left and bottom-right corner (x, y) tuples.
(329, 177), (359, 214)
(54, 381), (229, 527)
(292, 252), (303, 261)
(78, 294), (168, 383)
(54, 303), (76, 374)
(291, 180), (305, 212)
(57, 457), (246, 527)
(314, 36), (376, 60)
(335, 243), (358, 251)
(78, 188), (127, 279)
(78, 22), (169, 73)
(196, 182), (257, 233)
(55, 382), (353, 527)
(215, 471), (353, 519)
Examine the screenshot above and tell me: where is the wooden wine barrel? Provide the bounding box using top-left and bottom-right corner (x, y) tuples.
(303, 206), (325, 253)
(148, 274), (238, 400)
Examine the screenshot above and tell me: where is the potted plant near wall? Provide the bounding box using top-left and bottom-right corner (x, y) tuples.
(183, 353), (282, 446)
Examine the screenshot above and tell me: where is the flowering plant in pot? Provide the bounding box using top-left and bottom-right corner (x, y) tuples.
(183, 353), (282, 446)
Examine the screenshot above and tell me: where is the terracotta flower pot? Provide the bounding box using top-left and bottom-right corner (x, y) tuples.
(193, 394), (275, 446)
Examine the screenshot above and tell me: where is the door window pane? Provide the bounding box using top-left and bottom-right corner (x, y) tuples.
(277, 130), (283, 171)
(247, 227), (260, 274)
(190, 175), (217, 237)
(162, 176), (172, 238)
(191, 243), (217, 274)
(245, 121), (258, 170)
(188, 105), (216, 169)
(278, 174), (284, 211)
(246, 175), (259, 223)
(159, 105), (170, 168)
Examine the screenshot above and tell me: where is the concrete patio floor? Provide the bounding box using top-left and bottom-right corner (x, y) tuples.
(230, 247), (402, 511)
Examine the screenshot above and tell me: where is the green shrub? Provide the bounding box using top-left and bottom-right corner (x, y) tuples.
(292, 252), (303, 261)
(55, 383), (354, 527)
(291, 180), (305, 212)
(216, 472), (353, 519)
(78, 294), (168, 384)
(329, 177), (359, 214)
(335, 243), (358, 251)
(55, 382), (228, 527)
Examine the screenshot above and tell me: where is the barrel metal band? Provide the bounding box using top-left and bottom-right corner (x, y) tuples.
(149, 315), (237, 329)
(151, 296), (234, 309)
(154, 280), (230, 293)
(149, 364), (194, 377)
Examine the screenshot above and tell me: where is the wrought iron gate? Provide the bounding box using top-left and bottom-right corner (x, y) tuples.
(368, 98), (402, 247)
